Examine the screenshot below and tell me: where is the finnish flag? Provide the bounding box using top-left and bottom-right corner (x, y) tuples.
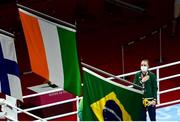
(0, 32), (23, 101)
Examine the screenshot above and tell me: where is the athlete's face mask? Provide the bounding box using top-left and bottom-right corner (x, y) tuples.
(141, 66), (148, 72)
(141, 61), (149, 72)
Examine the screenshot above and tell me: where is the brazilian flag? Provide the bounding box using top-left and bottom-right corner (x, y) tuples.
(83, 68), (143, 121)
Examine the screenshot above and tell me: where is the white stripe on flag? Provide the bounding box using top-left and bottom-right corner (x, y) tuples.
(8, 74), (23, 101)
(0, 34), (17, 62)
(38, 19), (64, 87)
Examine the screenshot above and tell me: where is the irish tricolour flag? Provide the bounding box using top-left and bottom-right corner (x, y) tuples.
(19, 8), (81, 96)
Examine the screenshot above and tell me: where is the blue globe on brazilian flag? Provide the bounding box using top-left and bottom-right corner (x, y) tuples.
(83, 68), (143, 121)
(91, 92), (131, 121)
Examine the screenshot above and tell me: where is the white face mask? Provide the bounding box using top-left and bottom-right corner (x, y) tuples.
(141, 66), (148, 72)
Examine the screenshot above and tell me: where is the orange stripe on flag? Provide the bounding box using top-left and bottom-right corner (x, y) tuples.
(19, 11), (49, 80)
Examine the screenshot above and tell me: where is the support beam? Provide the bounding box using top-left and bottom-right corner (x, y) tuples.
(159, 28), (163, 63)
(105, 0), (146, 13)
(121, 45), (125, 75)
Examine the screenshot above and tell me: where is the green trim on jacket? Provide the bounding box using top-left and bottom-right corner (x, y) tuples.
(133, 71), (158, 99)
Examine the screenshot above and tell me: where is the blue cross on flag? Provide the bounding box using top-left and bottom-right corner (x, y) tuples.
(0, 33), (23, 101)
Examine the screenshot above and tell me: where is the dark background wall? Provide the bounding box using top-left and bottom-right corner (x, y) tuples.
(0, 0), (179, 102)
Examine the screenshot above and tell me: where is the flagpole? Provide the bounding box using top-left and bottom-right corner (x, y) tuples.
(0, 29), (14, 38)
(81, 62), (142, 89)
(16, 4), (76, 29)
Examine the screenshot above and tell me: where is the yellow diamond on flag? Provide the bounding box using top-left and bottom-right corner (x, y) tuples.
(90, 92), (132, 121)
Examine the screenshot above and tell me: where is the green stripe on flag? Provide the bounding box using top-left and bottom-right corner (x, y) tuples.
(83, 68), (143, 121)
(57, 26), (81, 96)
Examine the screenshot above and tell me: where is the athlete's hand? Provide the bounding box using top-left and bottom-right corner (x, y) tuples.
(150, 100), (156, 106)
(142, 75), (149, 83)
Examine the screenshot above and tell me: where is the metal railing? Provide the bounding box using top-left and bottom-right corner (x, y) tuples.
(107, 60), (180, 104)
(2, 61), (180, 121)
